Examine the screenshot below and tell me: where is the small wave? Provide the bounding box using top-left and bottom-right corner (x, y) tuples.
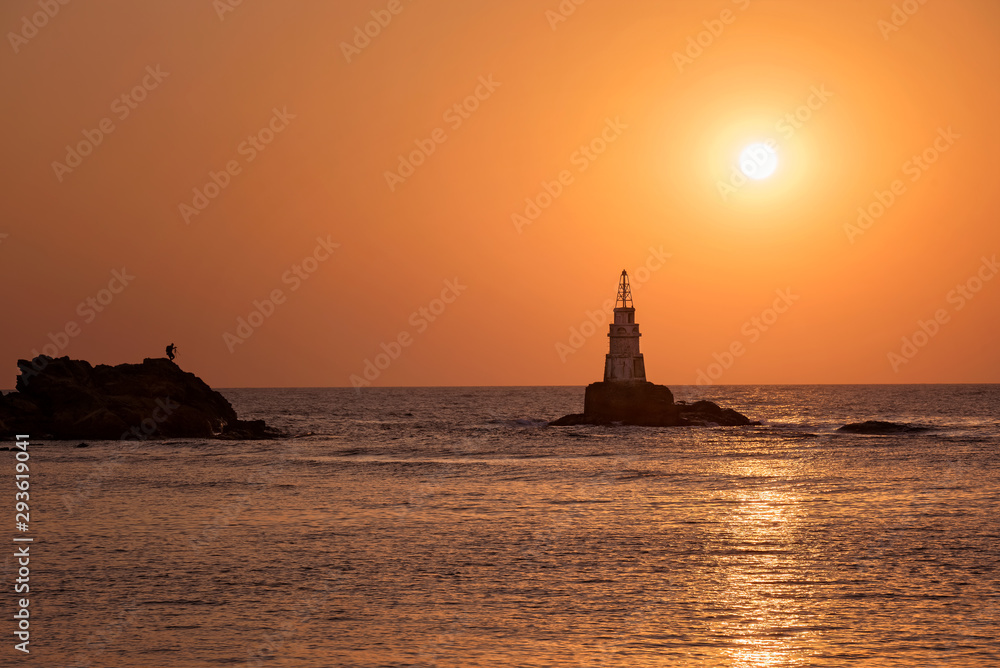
(485, 418), (551, 428)
(746, 425), (821, 439)
(930, 433), (994, 443)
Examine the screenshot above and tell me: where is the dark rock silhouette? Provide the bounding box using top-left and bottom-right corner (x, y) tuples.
(0, 356), (282, 440)
(550, 381), (757, 427)
(837, 420), (928, 434)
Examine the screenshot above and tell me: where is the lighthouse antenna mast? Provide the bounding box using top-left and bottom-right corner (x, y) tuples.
(615, 270), (633, 308)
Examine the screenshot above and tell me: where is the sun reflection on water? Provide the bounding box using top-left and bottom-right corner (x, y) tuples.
(712, 458), (816, 667)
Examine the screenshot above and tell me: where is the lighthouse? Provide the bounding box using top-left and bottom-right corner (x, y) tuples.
(550, 270), (757, 427)
(603, 270), (647, 382)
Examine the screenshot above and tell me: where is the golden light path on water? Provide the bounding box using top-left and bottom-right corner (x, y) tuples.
(711, 456), (812, 667)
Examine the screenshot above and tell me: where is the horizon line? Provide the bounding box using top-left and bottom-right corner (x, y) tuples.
(203, 381), (1000, 390)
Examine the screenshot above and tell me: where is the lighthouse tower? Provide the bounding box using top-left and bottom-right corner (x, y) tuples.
(603, 270), (646, 382)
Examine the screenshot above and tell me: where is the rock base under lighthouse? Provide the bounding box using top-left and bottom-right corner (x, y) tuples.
(549, 381), (757, 427)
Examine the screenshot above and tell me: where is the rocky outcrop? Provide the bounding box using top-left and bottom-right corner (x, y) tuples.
(550, 381), (757, 427)
(673, 399), (759, 427)
(837, 420), (928, 434)
(0, 356), (282, 440)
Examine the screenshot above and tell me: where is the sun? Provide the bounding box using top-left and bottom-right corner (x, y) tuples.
(739, 142), (778, 180)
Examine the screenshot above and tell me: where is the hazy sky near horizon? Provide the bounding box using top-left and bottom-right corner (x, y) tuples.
(2, 0), (998, 388)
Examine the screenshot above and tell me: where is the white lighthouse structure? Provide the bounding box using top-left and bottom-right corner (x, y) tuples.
(603, 270), (647, 382)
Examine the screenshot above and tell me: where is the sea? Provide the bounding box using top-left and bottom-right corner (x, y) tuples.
(21, 384), (1000, 667)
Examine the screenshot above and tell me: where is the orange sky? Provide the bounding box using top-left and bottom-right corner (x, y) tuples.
(2, 0), (998, 388)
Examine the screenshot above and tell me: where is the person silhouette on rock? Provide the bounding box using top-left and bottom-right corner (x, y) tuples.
(166, 343), (177, 362)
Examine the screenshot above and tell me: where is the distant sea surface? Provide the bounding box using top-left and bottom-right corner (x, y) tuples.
(30, 385), (1000, 667)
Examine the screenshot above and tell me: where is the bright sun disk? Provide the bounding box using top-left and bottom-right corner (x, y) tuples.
(739, 142), (778, 180)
